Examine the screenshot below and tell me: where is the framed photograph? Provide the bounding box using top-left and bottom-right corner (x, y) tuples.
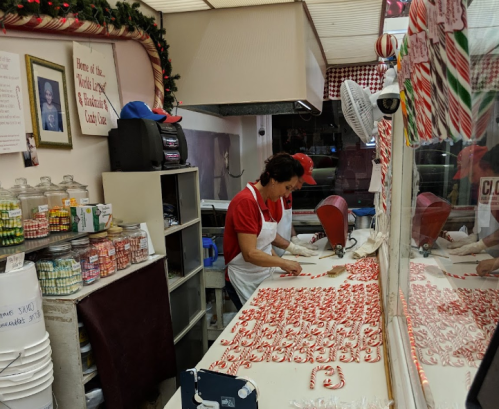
(25, 55), (72, 149)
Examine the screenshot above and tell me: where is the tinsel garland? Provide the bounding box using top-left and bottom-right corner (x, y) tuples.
(0, 0), (180, 111)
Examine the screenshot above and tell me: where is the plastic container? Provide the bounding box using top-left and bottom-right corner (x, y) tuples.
(120, 223), (148, 264)
(36, 176), (70, 233)
(58, 175), (89, 205)
(35, 243), (83, 296)
(89, 232), (117, 277)
(0, 182), (24, 247)
(80, 343), (95, 373)
(9, 178), (49, 239)
(0, 346), (52, 377)
(107, 226), (131, 270)
(0, 376), (53, 409)
(78, 322), (89, 348)
(71, 237), (101, 285)
(0, 262), (45, 352)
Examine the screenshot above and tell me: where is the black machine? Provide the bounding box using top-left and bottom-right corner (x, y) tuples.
(466, 321), (499, 409)
(108, 118), (188, 171)
(181, 369), (258, 409)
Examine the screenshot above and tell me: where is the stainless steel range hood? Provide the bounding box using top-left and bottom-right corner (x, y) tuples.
(163, 3), (327, 116)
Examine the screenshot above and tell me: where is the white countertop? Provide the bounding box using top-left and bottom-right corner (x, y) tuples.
(164, 229), (391, 408)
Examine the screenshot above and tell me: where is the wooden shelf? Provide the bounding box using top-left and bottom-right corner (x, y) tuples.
(168, 264), (203, 292)
(83, 370), (98, 384)
(164, 218), (200, 237)
(174, 309), (206, 345)
(0, 232), (88, 261)
(44, 254), (164, 302)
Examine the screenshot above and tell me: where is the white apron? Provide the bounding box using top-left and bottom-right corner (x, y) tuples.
(228, 184), (277, 305)
(273, 197), (293, 257)
(476, 188), (499, 257)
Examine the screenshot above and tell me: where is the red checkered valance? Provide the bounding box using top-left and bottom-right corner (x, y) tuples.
(323, 65), (384, 100)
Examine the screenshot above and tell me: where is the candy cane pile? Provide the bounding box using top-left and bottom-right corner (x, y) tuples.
(409, 282), (499, 367)
(410, 263), (427, 282)
(209, 281), (383, 383)
(345, 258), (379, 281)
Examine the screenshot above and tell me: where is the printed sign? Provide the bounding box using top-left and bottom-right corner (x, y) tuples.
(479, 177), (499, 210)
(0, 297), (43, 332)
(0, 51), (26, 154)
(73, 42), (120, 136)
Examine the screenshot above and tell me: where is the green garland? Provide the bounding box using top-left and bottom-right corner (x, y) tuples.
(0, 0), (180, 111)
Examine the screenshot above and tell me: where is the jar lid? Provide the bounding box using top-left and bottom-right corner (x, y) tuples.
(48, 243), (71, 252)
(0, 182), (17, 201)
(120, 223), (140, 230)
(9, 178), (39, 197)
(58, 175), (88, 190)
(36, 176), (67, 193)
(89, 232), (108, 239)
(71, 237), (90, 246)
(108, 226), (123, 234)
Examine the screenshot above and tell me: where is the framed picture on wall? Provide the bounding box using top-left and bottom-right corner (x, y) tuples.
(25, 55), (72, 149)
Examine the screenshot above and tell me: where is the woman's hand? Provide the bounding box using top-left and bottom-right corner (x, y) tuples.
(476, 258), (499, 276)
(281, 259), (302, 276)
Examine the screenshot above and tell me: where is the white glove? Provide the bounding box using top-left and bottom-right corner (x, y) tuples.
(291, 236), (318, 251)
(447, 233), (478, 249)
(286, 242), (318, 257)
(448, 239), (487, 256)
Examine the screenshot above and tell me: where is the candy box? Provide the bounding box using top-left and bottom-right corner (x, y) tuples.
(71, 204), (113, 233)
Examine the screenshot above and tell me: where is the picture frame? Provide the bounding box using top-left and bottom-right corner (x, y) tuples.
(25, 55), (72, 149)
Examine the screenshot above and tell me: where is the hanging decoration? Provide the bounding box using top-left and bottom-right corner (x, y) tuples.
(323, 65), (383, 100)
(0, 0), (180, 112)
(375, 33), (398, 59)
(376, 63), (389, 78)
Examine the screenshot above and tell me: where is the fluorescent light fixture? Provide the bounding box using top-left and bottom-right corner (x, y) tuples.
(442, 153), (447, 156)
(297, 100), (312, 111)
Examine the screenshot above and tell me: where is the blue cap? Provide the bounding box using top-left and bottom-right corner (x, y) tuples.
(120, 101), (166, 122)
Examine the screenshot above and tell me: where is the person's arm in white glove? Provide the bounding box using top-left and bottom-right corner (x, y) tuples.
(290, 228), (319, 251)
(448, 239), (486, 255)
(447, 233), (477, 249)
(285, 241), (318, 257)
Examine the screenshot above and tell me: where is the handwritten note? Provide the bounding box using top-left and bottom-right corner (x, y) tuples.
(5, 252), (25, 273)
(0, 297), (43, 332)
(0, 51), (26, 154)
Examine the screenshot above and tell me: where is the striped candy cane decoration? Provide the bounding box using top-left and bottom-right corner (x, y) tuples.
(323, 366), (346, 389)
(400, 36), (420, 146)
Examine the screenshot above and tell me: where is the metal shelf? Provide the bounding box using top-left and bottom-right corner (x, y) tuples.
(82, 370), (98, 385)
(0, 232), (88, 261)
(168, 264), (203, 292)
(164, 218), (200, 237)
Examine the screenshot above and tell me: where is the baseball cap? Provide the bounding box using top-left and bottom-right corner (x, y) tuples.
(293, 153), (317, 185)
(120, 101), (166, 122)
(453, 145), (488, 180)
(152, 108), (182, 124)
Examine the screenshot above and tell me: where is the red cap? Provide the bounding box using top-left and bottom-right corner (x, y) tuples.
(453, 145), (488, 180)
(293, 153), (317, 185)
(152, 108), (182, 124)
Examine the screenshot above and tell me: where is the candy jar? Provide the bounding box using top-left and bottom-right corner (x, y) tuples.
(120, 223), (149, 264)
(36, 243), (83, 296)
(36, 176), (71, 233)
(107, 226), (131, 270)
(71, 237), (101, 285)
(58, 175), (89, 205)
(89, 232), (117, 277)
(0, 182), (24, 247)
(10, 178), (49, 239)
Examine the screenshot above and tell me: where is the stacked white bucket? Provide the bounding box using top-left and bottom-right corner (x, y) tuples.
(0, 261), (54, 409)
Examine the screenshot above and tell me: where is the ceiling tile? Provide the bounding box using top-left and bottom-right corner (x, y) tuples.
(141, 0), (210, 13)
(321, 34), (379, 64)
(209, 0), (293, 7)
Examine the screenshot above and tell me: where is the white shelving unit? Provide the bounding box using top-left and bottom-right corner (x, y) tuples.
(103, 168), (207, 373)
(42, 255), (165, 409)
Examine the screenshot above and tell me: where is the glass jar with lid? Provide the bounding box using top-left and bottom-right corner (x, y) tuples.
(89, 232), (117, 277)
(10, 178), (49, 239)
(0, 182), (24, 247)
(71, 237), (101, 285)
(58, 175), (89, 205)
(120, 223), (149, 264)
(36, 243), (83, 296)
(107, 226), (131, 270)
(36, 176), (71, 233)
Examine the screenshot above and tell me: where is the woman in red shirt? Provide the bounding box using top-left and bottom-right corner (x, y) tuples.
(224, 153), (304, 308)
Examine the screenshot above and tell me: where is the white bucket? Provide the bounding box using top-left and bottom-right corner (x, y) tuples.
(0, 262), (46, 352)
(0, 358), (53, 388)
(0, 377), (53, 409)
(0, 332), (50, 361)
(0, 347), (52, 377)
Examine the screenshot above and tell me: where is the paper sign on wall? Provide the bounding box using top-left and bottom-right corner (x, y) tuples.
(73, 42), (120, 136)
(0, 51), (26, 154)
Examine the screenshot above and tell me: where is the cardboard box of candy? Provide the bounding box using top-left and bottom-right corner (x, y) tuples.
(70, 204), (113, 233)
